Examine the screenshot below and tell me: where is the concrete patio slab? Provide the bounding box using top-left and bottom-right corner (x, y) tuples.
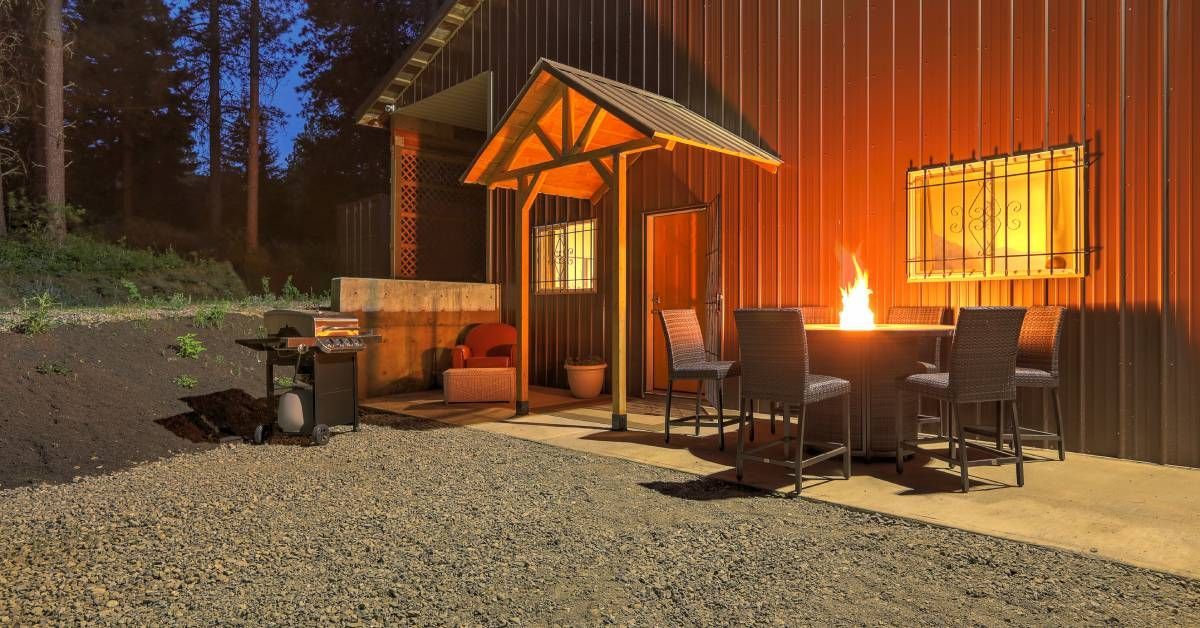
(364, 390), (1200, 579)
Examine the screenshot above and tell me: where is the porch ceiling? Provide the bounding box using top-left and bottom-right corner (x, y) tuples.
(462, 58), (782, 199)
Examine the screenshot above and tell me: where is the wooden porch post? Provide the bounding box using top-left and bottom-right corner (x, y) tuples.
(610, 152), (628, 430)
(514, 173), (545, 415)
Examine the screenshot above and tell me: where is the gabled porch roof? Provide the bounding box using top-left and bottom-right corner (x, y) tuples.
(461, 58), (782, 430)
(463, 58), (781, 200)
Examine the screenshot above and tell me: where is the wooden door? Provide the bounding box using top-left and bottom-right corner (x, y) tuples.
(646, 209), (708, 393)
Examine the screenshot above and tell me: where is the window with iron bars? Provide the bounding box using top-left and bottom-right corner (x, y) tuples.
(906, 145), (1086, 282)
(534, 218), (596, 294)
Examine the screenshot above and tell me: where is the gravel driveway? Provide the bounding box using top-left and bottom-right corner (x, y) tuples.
(2, 415), (1197, 626)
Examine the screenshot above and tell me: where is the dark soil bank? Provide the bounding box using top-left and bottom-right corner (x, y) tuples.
(0, 315), (273, 488)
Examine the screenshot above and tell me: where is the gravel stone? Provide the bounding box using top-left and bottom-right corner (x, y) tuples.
(1, 415), (1197, 625)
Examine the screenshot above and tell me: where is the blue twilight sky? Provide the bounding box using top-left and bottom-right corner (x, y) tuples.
(168, 1), (309, 169)
(272, 22), (306, 162)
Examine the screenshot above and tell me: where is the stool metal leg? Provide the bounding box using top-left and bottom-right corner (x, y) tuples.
(955, 404), (970, 493)
(749, 396), (756, 442)
(947, 401), (956, 467)
(794, 404), (807, 495)
(735, 397), (747, 481)
(1011, 400), (1025, 487)
(664, 380), (673, 444)
(694, 387), (701, 436)
(842, 393), (852, 479)
(994, 401), (1003, 448)
(717, 382), (725, 451)
(1052, 387), (1066, 460)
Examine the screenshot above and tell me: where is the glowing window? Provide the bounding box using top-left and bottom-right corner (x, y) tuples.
(534, 219), (596, 294)
(906, 145), (1086, 282)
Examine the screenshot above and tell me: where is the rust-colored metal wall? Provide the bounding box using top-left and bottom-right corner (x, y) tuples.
(395, 0), (1199, 467)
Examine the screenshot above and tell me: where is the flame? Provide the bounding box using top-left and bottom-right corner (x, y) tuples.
(839, 256), (876, 330)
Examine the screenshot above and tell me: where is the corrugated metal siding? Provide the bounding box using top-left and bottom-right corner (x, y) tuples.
(336, 194), (391, 279)
(397, 0), (1199, 467)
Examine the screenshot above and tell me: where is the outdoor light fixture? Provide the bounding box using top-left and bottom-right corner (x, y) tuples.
(905, 145), (1086, 282)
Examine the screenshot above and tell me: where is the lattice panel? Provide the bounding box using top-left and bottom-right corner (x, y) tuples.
(393, 148), (486, 281)
(394, 152), (421, 278)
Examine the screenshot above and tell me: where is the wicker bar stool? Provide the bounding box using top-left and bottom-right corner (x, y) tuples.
(970, 306), (1068, 460)
(800, 305), (835, 324)
(765, 305), (834, 434)
(895, 306), (1027, 493)
(734, 308), (852, 495)
(886, 306), (950, 437)
(657, 309), (741, 450)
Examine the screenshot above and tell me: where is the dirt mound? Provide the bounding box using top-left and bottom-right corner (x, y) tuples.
(0, 315), (275, 488)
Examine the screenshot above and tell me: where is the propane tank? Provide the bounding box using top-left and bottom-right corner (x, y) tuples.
(276, 388), (313, 434)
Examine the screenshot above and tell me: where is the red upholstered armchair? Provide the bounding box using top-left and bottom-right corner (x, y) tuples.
(452, 323), (517, 369)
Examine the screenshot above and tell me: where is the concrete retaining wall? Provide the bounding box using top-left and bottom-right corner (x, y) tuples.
(333, 278), (500, 398)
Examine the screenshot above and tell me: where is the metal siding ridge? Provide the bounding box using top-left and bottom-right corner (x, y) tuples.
(1159, 0), (1170, 464)
(1078, 0), (1088, 452)
(1118, 0), (1128, 459)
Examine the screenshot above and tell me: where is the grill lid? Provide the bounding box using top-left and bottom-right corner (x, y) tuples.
(264, 309), (360, 338)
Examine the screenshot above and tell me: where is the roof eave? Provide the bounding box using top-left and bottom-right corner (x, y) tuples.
(353, 0), (484, 128)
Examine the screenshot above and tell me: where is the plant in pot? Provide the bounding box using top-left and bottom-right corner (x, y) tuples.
(564, 355), (607, 399)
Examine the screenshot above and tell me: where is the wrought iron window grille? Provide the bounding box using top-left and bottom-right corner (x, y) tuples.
(534, 218), (597, 294)
(906, 144), (1088, 282)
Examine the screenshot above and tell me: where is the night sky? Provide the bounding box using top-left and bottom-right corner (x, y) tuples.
(272, 18), (306, 161)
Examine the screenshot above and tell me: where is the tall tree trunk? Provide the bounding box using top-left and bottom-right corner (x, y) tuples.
(42, 0), (66, 243)
(245, 0), (259, 252)
(207, 0), (222, 233)
(121, 123), (135, 226)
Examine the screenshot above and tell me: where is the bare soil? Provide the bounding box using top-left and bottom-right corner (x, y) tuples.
(0, 314), (275, 488)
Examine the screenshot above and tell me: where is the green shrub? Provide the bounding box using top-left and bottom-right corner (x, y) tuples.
(260, 276), (273, 299)
(280, 275), (302, 301)
(0, 233), (192, 275)
(193, 302), (230, 328)
(164, 292), (189, 310)
(174, 333), (206, 359)
(273, 375), (294, 389)
(16, 291), (57, 335)
(35, 360), (72, 375)
(119, 279), (142, 302)
(2, 192), (85, 237)
(173, 374), (198, 389)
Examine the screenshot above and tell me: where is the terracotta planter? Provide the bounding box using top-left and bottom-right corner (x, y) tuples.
(564, 363), (607, 399)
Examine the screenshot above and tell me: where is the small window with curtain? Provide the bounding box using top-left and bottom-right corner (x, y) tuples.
(534, 218), (596, 294)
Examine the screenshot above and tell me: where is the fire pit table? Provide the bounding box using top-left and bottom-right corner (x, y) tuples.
(803, 323), (955, 460)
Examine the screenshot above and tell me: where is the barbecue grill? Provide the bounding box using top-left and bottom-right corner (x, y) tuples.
(236, 309), (379, 445)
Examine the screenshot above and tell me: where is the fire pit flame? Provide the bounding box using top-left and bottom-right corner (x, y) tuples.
(839, 256), (876, 330)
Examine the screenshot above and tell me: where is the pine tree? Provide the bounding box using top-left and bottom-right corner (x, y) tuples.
(177, 0), (238, 233)
(287, 1), (427, 236)
(234, 0), (295, 251)
(41, 0), (66, 242)
(245, 0), (259, 251)
(67, 0), (196, 227)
